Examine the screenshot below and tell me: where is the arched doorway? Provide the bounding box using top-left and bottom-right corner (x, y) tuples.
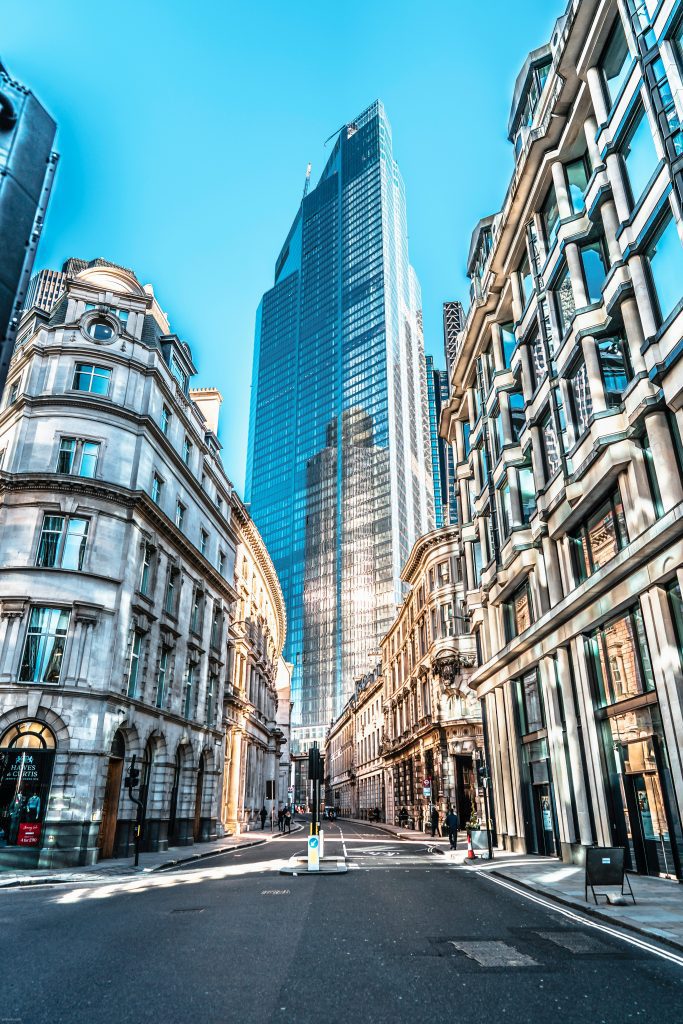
(193, 756), (205, 842)
(0, 721), (56, 850)
(98, 731), (125, 860)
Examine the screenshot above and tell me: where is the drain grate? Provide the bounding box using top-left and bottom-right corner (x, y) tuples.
(261, 889), (290, 895)
(170, 907), (205, 914)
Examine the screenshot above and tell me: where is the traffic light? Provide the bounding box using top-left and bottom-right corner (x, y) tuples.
(477, 762), (489, 786)
(125, 765), (140, 790)
(308, 744), (324, 781)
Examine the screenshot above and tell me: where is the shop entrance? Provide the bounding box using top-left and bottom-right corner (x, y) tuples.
(0, 721), (56, 853)
(532, 783), (556, 857)
(98, 731), (125, 860)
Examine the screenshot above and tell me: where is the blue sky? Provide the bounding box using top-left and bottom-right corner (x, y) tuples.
(6, 0), (563, 491)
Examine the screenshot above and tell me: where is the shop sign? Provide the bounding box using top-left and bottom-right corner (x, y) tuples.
(422, 777), (431, 798)
(17, 822), (42, 846)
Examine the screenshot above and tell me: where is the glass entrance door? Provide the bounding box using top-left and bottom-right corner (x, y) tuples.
(533, 784), (556, 857)
(625, 770), (674, 876)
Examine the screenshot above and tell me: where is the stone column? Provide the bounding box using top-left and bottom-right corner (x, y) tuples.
(225, 729), (244, 834)
(541, 536), (564, 607)
(551, 161), (572, 219)
(569, 636), (613, 845)
(645, 410), (683, 509)
(583, 114), (603, 169)
(539, 656), (576, 855)
(566, 242), (589, 308)
(629, 255), (660, 340)
(586, 66), (609, 124)
(581, 335), (607, 413)
(554, 647), (594, 848)
(519, 345), (535, 404)
(605, 154), (632, 224)
(600, 198), (624, 266)
(620, 295), (647, 374)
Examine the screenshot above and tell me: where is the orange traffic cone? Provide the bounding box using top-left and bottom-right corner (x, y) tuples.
(466, 831), (476, 860)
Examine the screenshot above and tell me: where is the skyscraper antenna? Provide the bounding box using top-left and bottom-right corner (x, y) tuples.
(302, 162), (312, 199)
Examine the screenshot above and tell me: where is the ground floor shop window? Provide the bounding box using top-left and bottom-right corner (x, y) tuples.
(520, 737), (559, 858)
(0, 721), (56, 848)
(598, 704), (683, 878)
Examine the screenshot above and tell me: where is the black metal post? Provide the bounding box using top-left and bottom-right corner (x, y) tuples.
(125, 754), (145, 867)
(482, 777), (493, 861)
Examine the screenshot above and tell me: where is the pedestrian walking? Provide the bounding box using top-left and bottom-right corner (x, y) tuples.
(430, 805), (440, 838)
(445, 807), (459, 849)
(399, 806), (408, 827)
(278, 807), (284, 832)
(260, 805), (267, 830)
(284, 805), (292, 833)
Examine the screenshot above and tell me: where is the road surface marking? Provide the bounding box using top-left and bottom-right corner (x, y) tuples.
(449, 940), (538, 967)
(481, 873), (683, 968)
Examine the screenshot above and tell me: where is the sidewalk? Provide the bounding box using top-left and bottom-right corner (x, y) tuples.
(483, 853), (683, 953)
(0, 822), (303, 889)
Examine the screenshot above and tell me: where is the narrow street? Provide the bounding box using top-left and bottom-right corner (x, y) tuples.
(2, 819), (682, 1024)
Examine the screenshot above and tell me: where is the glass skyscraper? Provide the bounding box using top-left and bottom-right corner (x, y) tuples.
(425, 355), (457, 529)
(247, 100), (433, 750)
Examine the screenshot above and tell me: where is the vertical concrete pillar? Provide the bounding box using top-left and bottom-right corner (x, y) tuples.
(541, 536), (564, 607)
(583, 114), (603, 169)
(225, 729), (244, 834)
(551, 161), (572, 220)
(600, 198), (624, 266)
(605, 153), (632, 224)
(645, 410), (683, 509)
(621, 295), (648, 374)
(581, 335), (607, 413)
(554, 647), (594, 848)
(586, 66), (609, 124)
(569, 636), (613, 845)
(566, 242), (589, 308)
(539, 656), (576, 855)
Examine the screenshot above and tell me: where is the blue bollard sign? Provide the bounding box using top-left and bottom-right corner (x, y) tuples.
(308, 834), (320, 872)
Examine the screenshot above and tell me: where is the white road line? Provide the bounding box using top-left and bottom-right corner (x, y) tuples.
(480, 872), (683, 968)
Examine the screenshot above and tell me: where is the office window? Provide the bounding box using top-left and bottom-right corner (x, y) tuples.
(164, 570), (177, 615)
(568, 360), (593, 436)
(140, 543), (153, 596)
(519, 465), (536, 523)
(640, 430), (664, 518)
(151, 473), (163, 505)
(20, 607), (70, 684)
(160, 406), (171, 436)
(645, 210), (683, 324)
(182, 437), (192, 465)
(155, 649), (168, 709)
(566, 154), (590, 214)
(175, 501), (185, 531)
(504, 580), (534, 641)
(500, 322), (516, 368)
(509, 389), (525, 442)
(580, 239), (609, 303)
(584, 605), (654, 708)
(190, 589), (202, 634)
(437, 560), (450, 586)
(554, 262), (576, 336)
(541, 412), (561, 479)
(498, 478), (513, 538)
(462, 421), (472, 458)
(0, 449), (5, 470)
(440, 602), (456, 638)
(570, 488), (628, 583)
(170, 353), (187, 391)
(6, 379), (19, 406)
(217, 550), (226, 576)
(518, 669), (545, 733)
(183, 665), (195, 719)
(200, 529), (208, 557)
(530, 333), (547, 389)
(519, 252), (534, 307)
(206, 674), (217, 725)
(541, 185), (559, 246)
(211, 608), (222, 649)
(621, 105), (659, 207)
(651, 56), (683, 157)
(600, 20), (631, 109)
(127, 633), (142, 698)
(72, 363), (111, 395)
(36, 515), (89, 571)
(490, 406), (504, 460)
(597, 334), (632, 406)
(56, 438), (99, 477)
(79, 442), (100, 479)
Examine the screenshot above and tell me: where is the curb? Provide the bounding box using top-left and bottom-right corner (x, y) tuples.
(488, 868), (683, 955)
(0, 823), (305, 889)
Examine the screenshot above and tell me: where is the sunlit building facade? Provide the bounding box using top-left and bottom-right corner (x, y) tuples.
(247, 101), (433, 752)
(441, 0), (683, 878)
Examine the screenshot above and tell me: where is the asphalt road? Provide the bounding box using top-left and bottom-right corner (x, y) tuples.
(1, 817), (682, 1024)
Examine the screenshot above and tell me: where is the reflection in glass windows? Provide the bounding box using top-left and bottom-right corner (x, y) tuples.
(517, 669), (545, 733)
(600, 20), (631, 109)
(36, 515), (89, 571)
(569, 488), (628, 583)
(621, 105), (660, 208)
(500, 322), (516, 368)
(584, 605), (654, 708)
(554, 263), (575, 336)
(541, 411), (561, 480)
(597, 334), (632, 406)
(19, 607), (70, 684)
(568, 360), (593, 436)
(504, 579), (534, 641)
(566, 153), (590, 214)
(645, 210), (683, 324)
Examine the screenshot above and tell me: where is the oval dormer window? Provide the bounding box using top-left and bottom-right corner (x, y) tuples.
(88, 318), (115, 341)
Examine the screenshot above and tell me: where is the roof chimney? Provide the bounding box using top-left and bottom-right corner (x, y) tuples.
(190, 387), (223, 435)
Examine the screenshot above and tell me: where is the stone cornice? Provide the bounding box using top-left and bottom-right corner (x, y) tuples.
(230, 494), (286, 654)
(401, 525), (462, 584)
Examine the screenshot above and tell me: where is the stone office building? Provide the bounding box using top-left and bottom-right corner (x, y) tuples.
(380, 526), (483, 829)
(441, 0), (683, 878)
(0, 257), (286, 867)
(326, 665), (385, 819)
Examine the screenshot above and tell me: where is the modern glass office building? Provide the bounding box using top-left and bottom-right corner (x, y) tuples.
(425, 355), (457, 528)
(247, 100), (433, 750)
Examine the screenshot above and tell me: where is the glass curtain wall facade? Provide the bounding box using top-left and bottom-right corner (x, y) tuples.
(247, 101), (433, 750)
(425, 355), (457, 528)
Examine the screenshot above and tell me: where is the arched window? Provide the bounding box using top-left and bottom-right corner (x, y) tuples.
(0, 720), (57, 848)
